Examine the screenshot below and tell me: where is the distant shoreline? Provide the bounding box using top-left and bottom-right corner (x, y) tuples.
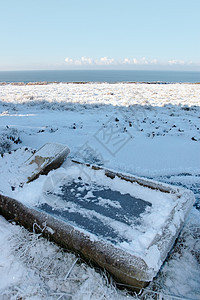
(0, 81), (200, 85)
(0, 70), (199, 84)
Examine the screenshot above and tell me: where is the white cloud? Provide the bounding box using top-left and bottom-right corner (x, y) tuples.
(168, 60), (185, 65)
(65, 57), (73, 64)
(65, 56), (117, 66)
(123, 58), (131, 64)
(74, 60), (82, 66)
(151, 59), (158, 64)
(64, 57), (197, 68)
(141, 57), (148, 64)
(96, 57), (115, 65)
(64, 56), (158, 66)
(81, 56), (93, 64)
(132, 58), (138, 64)
(132, 57), (150, 65)
(65, 56), (94, 65)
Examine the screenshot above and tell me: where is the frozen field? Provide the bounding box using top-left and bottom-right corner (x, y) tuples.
(0, 83), (200, 299)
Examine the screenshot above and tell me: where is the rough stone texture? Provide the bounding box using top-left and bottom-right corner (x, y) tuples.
(21, 143), (70, 183)
(0, 193), (149, 291)
(0, 161), (195, 291)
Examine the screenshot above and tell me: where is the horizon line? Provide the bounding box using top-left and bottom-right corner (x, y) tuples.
(1, 69), (200, 73)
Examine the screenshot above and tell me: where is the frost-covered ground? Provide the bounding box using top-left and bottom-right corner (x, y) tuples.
(0, 83), (200, 299)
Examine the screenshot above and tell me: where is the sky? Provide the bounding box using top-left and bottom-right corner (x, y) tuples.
(0, 0), (200, 71)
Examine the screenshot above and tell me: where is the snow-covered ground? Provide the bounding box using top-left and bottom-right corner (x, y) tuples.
(0, 83), (200, 299)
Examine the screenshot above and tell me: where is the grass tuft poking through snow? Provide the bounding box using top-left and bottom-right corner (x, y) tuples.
(0, 83), (200, 299)
(0, 218), (131, 299)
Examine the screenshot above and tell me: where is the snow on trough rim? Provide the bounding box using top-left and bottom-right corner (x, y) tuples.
(0, 83), (200, 299)
(11, 161), (194, 275)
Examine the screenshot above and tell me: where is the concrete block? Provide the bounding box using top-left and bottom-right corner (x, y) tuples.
(22, 143), (70, 183)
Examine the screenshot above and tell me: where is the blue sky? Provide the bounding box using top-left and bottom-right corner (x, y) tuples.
(0, 0), (200, 71)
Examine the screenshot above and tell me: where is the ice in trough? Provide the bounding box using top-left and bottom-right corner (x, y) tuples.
(0, 143), (195, 290)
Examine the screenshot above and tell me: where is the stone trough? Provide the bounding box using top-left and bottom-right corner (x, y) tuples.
(0, 143), (195, 291)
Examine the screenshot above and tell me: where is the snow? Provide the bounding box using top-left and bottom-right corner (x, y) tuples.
(21, 142), (70, 183)
(0, 217), (24, 293)
(0, 156), (194, 275)
(0, 216), (130, 300)
(0, 82), (200, 299)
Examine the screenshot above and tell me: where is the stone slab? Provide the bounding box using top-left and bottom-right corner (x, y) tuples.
(0, 146), (195, 291)
(21, 143), (70, 183)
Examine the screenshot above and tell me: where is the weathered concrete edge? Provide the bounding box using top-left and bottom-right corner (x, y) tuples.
(72, 160), (181, 194)
(147, 188), (195, 265)
(95, 163), (196, 267)
(26, 144), (70, 183)
(72, 161), (196, 269)
(0, 193), (150, 291)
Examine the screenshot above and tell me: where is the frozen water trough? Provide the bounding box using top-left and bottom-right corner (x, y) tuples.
(0, 143), (195, 291)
